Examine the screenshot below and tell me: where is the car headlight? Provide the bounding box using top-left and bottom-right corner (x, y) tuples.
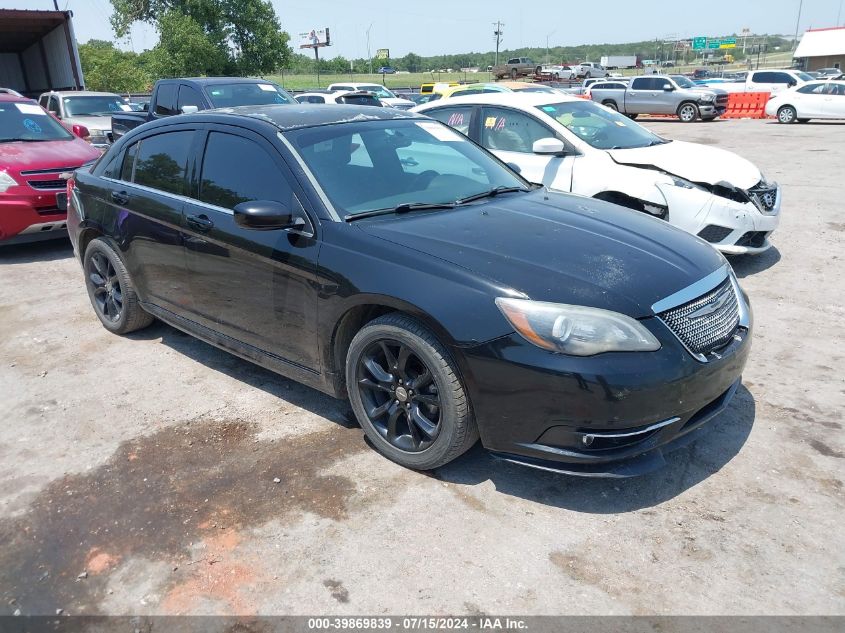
(699, 93), (715, 102)
(0, 170), (19, 193)
(495, 298), (661, 356)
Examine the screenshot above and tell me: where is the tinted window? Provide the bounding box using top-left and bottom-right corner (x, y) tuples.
(298, 95), (326, 103)
(205, 83), (294, 108)
(48, 96), (60, 114)
(340, 94), (381, 106)
(425, 106), (473, 136)
(199, 132), (291, 209)
(631, 77), (657, 89)
(119, 142), (138, 181)
(154, 84), (178, 115)
(133, 131), (193, 195)
(39, 95), (48, 107)
(480, 107), (555, 153)
(177, 85), (204, 111)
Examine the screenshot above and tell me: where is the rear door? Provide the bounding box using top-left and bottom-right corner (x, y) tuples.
(181, 125), (322, 370)
(100, 128), (198, 312)
(626, 77), (659, 113)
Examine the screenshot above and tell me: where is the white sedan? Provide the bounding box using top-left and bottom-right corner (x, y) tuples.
(414, 92), (780, 255)
(765, 80), (845, 123)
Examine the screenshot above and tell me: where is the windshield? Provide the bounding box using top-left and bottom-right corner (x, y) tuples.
(670, 76), (696, 88)
(536, 101), (666, 150)
(286, 118), (526, 216)
(0, 101), (73, 142)
(206, 83), (295, 108)
(358, 85), (396, 99)
(796, 71), (815, 82)
(63, 95), (130, 116)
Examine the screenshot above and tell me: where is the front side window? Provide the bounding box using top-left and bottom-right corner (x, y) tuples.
(424, 106), (473, 136)
(286, 119), (525, 216)
(132, 131), (193, 195)
(797, 82), (828, 94)
(155, 84), (178, 116)
(177, 85), (204, 111)
(480, 107), (555, 153)
(0, 101), (73, 142)
(198, 132), (291, 209)
(536, 101), (666, 150)
(205, 83), (294, 108)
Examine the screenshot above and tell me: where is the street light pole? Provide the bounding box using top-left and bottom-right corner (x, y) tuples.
(493, 21), (504, 68)
(366, 22), (374, 75)
(793, 0), (804, 50)
(545, 30), (555, 65)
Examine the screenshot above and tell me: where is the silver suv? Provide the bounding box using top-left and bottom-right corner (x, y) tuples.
(38, 91), (127, 149)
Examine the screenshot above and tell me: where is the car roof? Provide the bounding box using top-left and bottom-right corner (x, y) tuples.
(160, 77), (279, 85)
(327, 82), (385, 88)
(139, 103), (419, 133)
(0, 94), (36, 103)
(40, 91), (121, 97)
(416, 91), (581, 109)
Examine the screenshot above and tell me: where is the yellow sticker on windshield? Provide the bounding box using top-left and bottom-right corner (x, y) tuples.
(484, 116), (497, 128)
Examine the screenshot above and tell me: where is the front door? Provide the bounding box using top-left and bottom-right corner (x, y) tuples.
(478, 106), (576, 191)
(181, 127), (321, 371)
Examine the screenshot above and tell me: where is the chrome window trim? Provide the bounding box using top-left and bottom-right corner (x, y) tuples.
(101, 176), (198, 206)
(651, 264), (729, 315)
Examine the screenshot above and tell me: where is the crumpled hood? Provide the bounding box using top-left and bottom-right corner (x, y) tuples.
(0, 137), (101, 174)
(357, 190), (725, 318)
(607, 140), (761, 190)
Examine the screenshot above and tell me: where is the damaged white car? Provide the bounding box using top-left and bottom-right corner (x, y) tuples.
(414, 93), (780, 255)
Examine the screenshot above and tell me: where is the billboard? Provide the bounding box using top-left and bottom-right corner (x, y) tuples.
(376, 48), (389, 60)
(299, 28), (330, 49)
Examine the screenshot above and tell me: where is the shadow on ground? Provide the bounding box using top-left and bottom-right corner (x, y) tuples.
(0, 238), (73, 264)
(728, 245), (781, 277)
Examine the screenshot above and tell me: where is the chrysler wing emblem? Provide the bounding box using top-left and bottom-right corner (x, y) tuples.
(688, 292), (731, 320)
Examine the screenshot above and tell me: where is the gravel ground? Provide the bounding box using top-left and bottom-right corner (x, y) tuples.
(0, 118), (843, 617)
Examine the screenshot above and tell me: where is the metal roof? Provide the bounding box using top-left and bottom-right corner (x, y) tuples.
(0, 9), (69, 54)
(795, 26), (845, 58)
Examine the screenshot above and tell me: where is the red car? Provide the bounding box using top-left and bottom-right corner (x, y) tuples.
(0, 94), (101, 245)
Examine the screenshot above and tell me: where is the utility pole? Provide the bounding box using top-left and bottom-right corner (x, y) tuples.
(493, 21), (504, 68)
(793, 0), (804, 50)
(838, 0), (843, 25)
(545, 30), (555, 65)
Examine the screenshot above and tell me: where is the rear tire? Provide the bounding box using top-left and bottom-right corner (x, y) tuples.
(346, 313), (478, 470)
(511, 68), (518, 80)
(797, 118), (810, 123)
(677, 102), (699, 122)
(777, 105), (797, 124)
(625, 113), (638, 120)
(602, 100), (618, 111)
(83, 238), (154, 334)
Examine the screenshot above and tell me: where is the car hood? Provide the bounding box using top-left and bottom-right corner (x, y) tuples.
(65, 115), (112, 132)
(607, 140), (761, 190)
(0, 137), (101, 174)
(357, 190), (724, 318)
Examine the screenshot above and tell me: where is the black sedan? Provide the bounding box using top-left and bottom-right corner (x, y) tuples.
(66, 105), (751, 476)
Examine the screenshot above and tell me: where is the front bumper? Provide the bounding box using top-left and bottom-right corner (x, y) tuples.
(0, 190), (68, 244)
(456, 306), (751, 477)
(657, 182), (781, 256)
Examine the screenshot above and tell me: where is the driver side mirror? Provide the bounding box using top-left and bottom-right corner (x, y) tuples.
(532, 137), (567, 156)
(234, 200), (308, 232)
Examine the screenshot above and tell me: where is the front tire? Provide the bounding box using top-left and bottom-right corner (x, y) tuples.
(511, 68), (518, 80)
(346, 314), (478, 470)
(777, 105), (797, 124)
(677, 102), (699, 122)
(83, 238), (153, 334)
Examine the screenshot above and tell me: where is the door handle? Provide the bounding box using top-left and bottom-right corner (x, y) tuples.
(187, 214), (214, 232)
(111, 190), (129, 205)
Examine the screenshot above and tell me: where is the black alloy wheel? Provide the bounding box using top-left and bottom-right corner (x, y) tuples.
(356, 339), (441, 452)
(87, 251), (123, 322)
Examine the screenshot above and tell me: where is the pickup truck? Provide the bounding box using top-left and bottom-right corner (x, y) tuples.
(111, 77), (295, 139)
(575, 62), (609, 78)
(492, 57), (540, 80)
(588, 74), (728, 122)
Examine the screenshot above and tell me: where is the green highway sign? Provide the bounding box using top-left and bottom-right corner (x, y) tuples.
(708, 40), (720, 49)
(720, 38), (737, 49)
(693, 37), (706, 50)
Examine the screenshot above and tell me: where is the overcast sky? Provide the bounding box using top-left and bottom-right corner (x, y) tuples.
(6, 0), (845, 59)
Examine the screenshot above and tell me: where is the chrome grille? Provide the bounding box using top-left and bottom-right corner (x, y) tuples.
(658, 280), (740, 356)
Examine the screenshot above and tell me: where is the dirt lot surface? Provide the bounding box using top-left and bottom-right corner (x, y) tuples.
(0, 118), (843, 617)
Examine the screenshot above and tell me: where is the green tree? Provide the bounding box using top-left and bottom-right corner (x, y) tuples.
(78, 40), (150, 92)
(401, 52), (421, 73)
(147, 10), (229, 77)
(109, 0), (291, 76)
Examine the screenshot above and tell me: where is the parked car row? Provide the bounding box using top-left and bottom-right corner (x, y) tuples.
(63, 103), (753, 476)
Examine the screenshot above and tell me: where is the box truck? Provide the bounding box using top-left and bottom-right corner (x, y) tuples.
(600, 55), (639, 69)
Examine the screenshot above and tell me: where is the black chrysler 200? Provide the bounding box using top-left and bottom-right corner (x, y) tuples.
(66, 105), (752, 476)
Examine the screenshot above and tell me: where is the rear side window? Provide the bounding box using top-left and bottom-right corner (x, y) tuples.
(154, 84), (178, 116)
(132, 131), (193, 195)
(198, 132), (292, 209)
(631, 77), (656, 90)
(424, 106), (473, 136)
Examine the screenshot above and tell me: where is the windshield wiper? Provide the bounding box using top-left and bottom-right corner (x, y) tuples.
(0, 138), (53, 143)
(455, 186), (530, 205)
(345, 201), (456, 221)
